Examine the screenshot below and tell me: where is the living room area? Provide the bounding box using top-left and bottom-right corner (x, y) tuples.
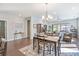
(0, 3), (79, 56)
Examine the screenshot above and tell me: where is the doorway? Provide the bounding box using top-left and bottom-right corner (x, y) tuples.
(27, 20), (31, 39)
(0, 20), (7, 39)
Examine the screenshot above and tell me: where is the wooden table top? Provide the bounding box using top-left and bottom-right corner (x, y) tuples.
(34, 36), (59, 42)
(45, 36), (59, 42)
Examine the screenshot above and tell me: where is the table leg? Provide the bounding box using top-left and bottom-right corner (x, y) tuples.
(54, 42), (56, 56)
(38, 39), (40, 54)
(33, 38), (34, 50)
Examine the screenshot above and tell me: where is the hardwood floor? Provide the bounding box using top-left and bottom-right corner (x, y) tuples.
(7, 39), (31, 56)
(6, 38), (79, 56)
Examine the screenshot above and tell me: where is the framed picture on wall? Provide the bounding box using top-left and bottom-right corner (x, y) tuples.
(15, 23), (23, 32)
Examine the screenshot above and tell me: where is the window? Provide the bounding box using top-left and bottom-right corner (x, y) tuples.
(53, 24), (58, 33)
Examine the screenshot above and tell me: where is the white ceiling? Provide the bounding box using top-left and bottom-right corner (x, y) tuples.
(0, 3), (79, 19)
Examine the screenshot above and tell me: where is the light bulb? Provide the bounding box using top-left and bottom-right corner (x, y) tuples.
(46, 17), (48, 20)
(48, 15), (53, 19)
(42, 16), (45, 19)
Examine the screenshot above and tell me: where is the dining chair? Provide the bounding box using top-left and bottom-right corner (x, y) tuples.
(63, 33), (72, 42)
(58, 33), (73, 56)
(36, 33), (52, 56)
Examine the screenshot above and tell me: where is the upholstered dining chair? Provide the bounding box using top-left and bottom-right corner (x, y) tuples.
(57, 33), (72, 56)
(36, 33), (53, 55)
(0, 38), (7, 56)
(63, 33), (72, 42)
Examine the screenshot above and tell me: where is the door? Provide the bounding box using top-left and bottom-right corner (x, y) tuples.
(27, 20), (31, 39)
(0, 21), (5, 38)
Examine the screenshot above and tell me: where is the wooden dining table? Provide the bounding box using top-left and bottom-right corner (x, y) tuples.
(33, 35), (60, 56)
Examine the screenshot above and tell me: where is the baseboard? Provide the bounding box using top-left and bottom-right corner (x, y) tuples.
(6, 39), (14, 41)
(6, 37), (32, 42)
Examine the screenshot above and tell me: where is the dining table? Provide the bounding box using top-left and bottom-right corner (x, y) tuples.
(33, 34), (60, 56)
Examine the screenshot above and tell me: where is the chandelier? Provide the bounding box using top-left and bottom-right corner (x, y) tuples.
(42, 3), (53, 21)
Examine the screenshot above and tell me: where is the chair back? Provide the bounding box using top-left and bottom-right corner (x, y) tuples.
(63, 33), (72, 42)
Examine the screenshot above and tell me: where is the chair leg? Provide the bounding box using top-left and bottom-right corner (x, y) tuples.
(49, 42), (51, 54)
(58, 44), (60, 56)
(2, 51), (6, 56)
(3, 53), (6, 56)
(58, 40), (61, 56)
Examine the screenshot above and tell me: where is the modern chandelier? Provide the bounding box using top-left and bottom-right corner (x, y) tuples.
(42, 3), (53, 21)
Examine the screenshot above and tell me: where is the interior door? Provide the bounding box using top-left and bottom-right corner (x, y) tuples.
(27, 20), (31, 39)
(0, 21), (5, 38)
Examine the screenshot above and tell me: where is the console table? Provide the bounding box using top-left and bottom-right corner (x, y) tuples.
(14, 32), (24, 40)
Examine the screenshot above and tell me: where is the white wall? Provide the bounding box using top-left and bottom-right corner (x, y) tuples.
(31, 16), (43, 39)
(77, 18), (79, 36)
(0, 14), (78, 41)
(0, 14), (24, 41)
(24, 17), (31, 39)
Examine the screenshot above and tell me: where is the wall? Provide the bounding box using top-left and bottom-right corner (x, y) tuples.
(31, 16), (43, 39)
(0, 14), (24, 41)
(1, 14), (78, 41)
(0, 15), (42, 41)
(77, 18), (79, 38)
(24, 17), (31, 39)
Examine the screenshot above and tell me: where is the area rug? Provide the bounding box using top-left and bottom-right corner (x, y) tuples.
(61, 48), (79, 56)
(19, 44), (55, 56)
(19, 44), (79, 56)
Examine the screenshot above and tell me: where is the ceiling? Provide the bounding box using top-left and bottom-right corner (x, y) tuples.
(0, 3), (79, 20)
